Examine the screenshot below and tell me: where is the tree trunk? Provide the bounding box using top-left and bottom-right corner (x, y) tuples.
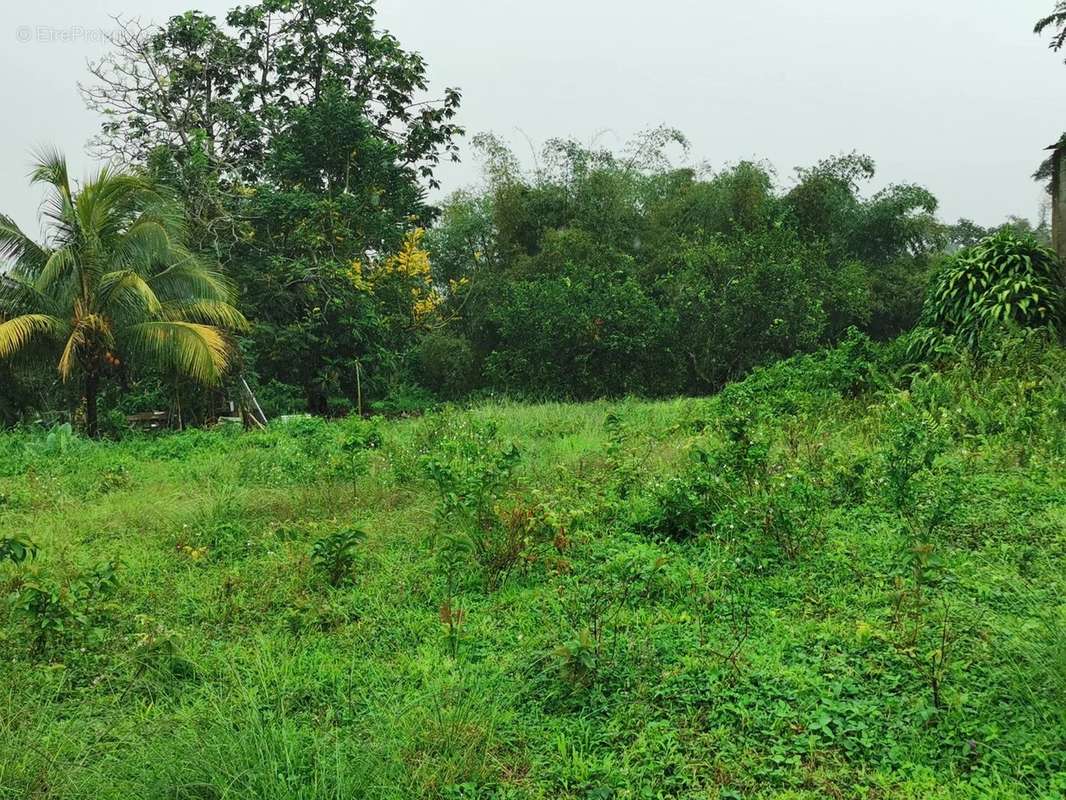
(85, 370), (100, 439)
(1054, 147), (1066, 264)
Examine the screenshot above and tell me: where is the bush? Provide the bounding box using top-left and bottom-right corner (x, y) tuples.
(483, 264), (679, 399)
(914, 231), (1064, 356)
(416, 332), (477, 399)
(311, 529), (367, 586)
(371, 383), (437, 417)
(255, 379), (308, 419)
(632, 457), (728, 542)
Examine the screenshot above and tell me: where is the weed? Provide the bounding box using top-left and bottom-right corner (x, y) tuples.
(553, 551), (669, 692)
(0, 534), (37, 565)
(14, 582), (83, 656)
(11, 559), (120, 657)
(879, 402), (947, 512)
(26, 422), (78, 457)
(94, 463), (131, 494)
(633, 447), (728, 542)
(311, 528), (367, 586)
(422, 417), (527, 590)
(436, 534), (472, 658)
(720, 412), (770, 491)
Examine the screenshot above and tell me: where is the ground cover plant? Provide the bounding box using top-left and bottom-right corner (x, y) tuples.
(1, 329), (1064, 799)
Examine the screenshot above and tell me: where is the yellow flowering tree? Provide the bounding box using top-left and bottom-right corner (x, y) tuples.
(350, 228), (456, 326)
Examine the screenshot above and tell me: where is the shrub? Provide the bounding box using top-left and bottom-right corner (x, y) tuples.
(255, 379), (308, 418)
(12, 560), (120, 658)
(26, 422), (80, 457)
(371, 383), (437, 417)
(311, 529), (367, 586)
(421, 417), (530, 589)
(632, 449), (728, 542)
(878, 402), (947, 513)
(913, 231), (1064, 357)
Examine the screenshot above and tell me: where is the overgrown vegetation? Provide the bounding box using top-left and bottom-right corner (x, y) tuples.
(1, 328), (1065, 797)
(2, 1), (1066, 796)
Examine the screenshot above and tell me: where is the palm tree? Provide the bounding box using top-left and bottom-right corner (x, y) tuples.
(0, 150), (246, 436)
(1036, 3), (1066, 52)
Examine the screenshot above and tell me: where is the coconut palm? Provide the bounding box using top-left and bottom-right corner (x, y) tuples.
(0, 150), (246, 436)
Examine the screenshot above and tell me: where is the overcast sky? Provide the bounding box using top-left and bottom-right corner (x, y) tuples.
(1, 0), (1063, 237)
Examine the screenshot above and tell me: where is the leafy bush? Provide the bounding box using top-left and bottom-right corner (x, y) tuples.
(878, 401), (948, 512)
(421, 416), (535, 589)
(913, 231), (1063, 356)
(255, 379), (308, 419)
(12, 560), (120, 658)
(370, 383), (437, 417)
(483, 259), (679, 399)
(632, 449), (728, 542)
(716, 328), (885, 418)
(26, 423), (79, 457)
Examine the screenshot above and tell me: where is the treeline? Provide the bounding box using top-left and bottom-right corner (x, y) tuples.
(420, 135), (1046, 401)
(0, 0), (1056, 429)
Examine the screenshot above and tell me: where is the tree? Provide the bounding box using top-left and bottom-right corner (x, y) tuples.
(1034, 7), (1066, 259)
(1035, 3), (1066, 54)
(82, 1), (464, 410)
(0, 151), (246, 436)
(83, 2), (462, 206)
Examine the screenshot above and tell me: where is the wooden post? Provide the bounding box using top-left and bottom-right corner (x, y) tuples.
(240, 377), (268, 427)
(355, 360), (363, 418)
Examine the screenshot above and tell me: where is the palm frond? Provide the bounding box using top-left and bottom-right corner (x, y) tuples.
(0, 214), (49, 275)
(35, 247), (79, 294)
(125, 321), (234, 385)
(57, 328), (84, 381)
(113, 219), (175, 272)
(30, 147), (72, 197)
(0, 274), (61, 317)
(97, 270), (163, 318)
(57, 313), (113, 380)
(149, 261), (236, 304)
(0, 314), (66, 360)
(159, 299), (249, 331)
(85, 170), (164, 226)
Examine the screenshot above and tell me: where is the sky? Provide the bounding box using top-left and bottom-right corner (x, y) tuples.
(1, 0), (1063, 238)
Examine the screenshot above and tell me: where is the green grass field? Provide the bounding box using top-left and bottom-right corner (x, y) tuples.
(2, 335), (1065, 799)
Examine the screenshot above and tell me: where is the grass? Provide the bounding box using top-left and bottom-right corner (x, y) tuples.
(1, 334), (1065, 799)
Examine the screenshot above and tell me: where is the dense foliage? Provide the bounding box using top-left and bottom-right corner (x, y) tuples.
(0, 1), (1056, 426)
(80, 0), (463, 416)
(420, 141), (949, 400)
